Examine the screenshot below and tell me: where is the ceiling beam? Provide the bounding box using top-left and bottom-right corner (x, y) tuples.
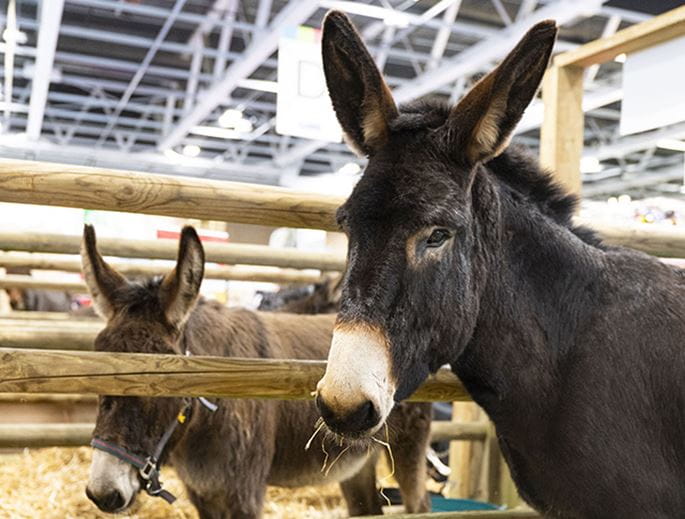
(583, 166), (684, 197)
(274, 0), (606, 167)
(391, 0), (606, 103)
(157, 0), (319, 152)
(26, 0), (65, 140)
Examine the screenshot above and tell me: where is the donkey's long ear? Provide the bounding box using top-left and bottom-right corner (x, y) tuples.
(81, 224), (128, 320)
(159, 226), (205, 328)
(446, 20), (557, 166)
(322, 10), (398, 156)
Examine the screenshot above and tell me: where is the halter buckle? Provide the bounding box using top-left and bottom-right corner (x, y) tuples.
(139, 457), (157, 481)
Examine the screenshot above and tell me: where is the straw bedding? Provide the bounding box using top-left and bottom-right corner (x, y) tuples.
(0, 447), (347, 518)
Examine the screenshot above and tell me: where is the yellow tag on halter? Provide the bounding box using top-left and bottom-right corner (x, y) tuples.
(177, 412), (187, 424)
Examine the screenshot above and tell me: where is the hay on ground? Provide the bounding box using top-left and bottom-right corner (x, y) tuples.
(0, 447), (347, 518)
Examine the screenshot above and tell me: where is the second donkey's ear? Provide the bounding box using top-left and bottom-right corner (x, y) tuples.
(322, 10), (398, 156)
(81, 224), (128, 320)
(159, 226), (205, 328)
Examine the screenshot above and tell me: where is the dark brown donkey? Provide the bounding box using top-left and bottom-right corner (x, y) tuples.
(314, 11), (685, 519)
(82, 225), (430, 518)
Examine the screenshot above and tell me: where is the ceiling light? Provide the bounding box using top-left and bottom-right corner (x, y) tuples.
(182, 144), (201, 158)
(580, 156), (602, 174)
(656, 139), (685, 152)
(191, 126), (244, 139)
(218, 108), (244, 128)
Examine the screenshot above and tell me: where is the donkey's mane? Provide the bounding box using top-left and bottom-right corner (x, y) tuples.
(392, 99), (602, 247)
(113, 277), (165, 315)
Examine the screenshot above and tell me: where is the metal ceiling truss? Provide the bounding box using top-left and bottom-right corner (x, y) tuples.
(0, 0), (681, 196)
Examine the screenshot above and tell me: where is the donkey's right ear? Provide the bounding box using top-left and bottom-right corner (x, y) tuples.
(159, 226), (205, 329)
(80, 224), (127, 320)
(322, 10), (398, 156)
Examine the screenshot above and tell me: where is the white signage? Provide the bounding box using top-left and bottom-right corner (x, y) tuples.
(276, 26), (342, 142)
(620, 34), (685, 136)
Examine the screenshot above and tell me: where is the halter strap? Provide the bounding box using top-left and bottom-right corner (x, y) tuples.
(90, 342), (219, 506)
(91, 399), (194, 505)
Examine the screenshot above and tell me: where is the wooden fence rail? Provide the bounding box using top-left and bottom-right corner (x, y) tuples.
(0, 160), (682, 261)
(0, 252), (324, 284)
(0, 159), (345, 231)
(0, 420), (486, 448)
(0, 275), (87, 293)
(0, 348), (468, 402)
(0, 327), (96, 350)
(0, 423), (93, 448)
(0, 231), (346, 271)
(0, 312), (99, 321)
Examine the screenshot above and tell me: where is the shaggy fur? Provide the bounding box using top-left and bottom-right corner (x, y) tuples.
(320, 11), (685, 518)
(84, 226), (431, 518)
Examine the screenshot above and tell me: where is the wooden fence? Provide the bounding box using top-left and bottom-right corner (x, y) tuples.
(0, 252), (324, 284)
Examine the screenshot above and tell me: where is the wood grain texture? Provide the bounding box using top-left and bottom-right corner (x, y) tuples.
(0, 348), (470, 402)
(430, 420), (487, 442)
(575, 218), (685, 258)
(0, 311), (99, 321)
(554, 5), (685, 68)
(0, 231), (346, 271)
(0, 419), (481, 448)
(0, 252), (324, 284)
(0, 423), (93, 448)
(0, 327), (96, 350)
(0, 275), (87, 292)
(0, 158), (345, 231)
(540, 65), (584, 195)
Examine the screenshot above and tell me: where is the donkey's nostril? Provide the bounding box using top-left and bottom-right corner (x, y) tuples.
(87, 488), (126, 513)
(315, 394), (335, 423)
(316, 395), (380, 435)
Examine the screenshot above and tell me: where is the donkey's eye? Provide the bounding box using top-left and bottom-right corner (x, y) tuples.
(426, 229), (451, 248)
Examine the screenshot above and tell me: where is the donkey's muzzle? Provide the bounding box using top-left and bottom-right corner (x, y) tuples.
(86, 487), (126, 513)
(316, 394), (380, 435)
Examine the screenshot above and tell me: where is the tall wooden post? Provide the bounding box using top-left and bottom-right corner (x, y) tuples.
(539, 65), (585, 195)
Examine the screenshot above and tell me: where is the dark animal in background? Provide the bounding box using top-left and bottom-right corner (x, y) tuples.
(4, 266), (74, 312)
(256, 274), (342, 315)
(315, 11), (685, 518)
(82, 225), (430, 518)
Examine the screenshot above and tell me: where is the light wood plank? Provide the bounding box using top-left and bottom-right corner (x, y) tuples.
(0, 158), (345, 231)
(539, 65), (585, 195)
(0, 348), (469, 402)
(555, 5), (685, 68)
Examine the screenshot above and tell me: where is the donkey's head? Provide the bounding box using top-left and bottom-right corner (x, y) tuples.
(315, 11), (557, 436)
(82, 225), (204, 513)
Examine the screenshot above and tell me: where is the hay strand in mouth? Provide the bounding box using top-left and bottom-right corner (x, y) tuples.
(372, 424), (395, 507)
(320, 437), (330, 473)
(305, 419), (325, 451)
(324, 445), (351, 477)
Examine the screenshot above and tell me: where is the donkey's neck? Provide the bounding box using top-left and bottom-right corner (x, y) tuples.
(454, 175), (604, 428)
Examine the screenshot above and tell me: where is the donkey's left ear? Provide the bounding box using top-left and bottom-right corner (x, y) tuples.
(446, 20), (557, 166)
(159, 226), (205, 328)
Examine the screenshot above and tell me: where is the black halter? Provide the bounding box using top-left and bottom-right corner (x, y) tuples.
(91, 399), (191, 504)
(91, 395), (216, 504)
(90, 341), (218, 505)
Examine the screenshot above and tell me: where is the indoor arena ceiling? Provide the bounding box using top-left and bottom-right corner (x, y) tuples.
(0, 0), (684, 197)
